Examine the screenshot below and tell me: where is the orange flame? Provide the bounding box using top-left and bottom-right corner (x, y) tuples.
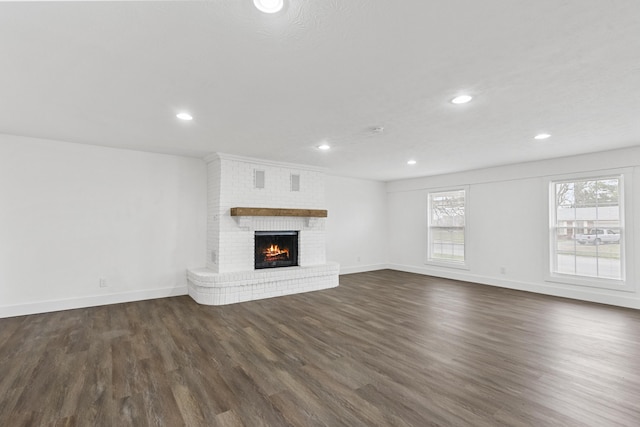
(263, 244), (289, 259)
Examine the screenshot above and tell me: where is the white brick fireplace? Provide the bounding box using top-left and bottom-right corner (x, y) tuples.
(187, 153), (339, 305)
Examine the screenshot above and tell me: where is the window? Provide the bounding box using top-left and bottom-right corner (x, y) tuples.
(428, 188), (467, 266)
(549, 174), (627, 286)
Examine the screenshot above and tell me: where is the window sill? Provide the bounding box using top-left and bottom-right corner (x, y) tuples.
(425, 260), (470, 271)
(545, 273), (634, 292)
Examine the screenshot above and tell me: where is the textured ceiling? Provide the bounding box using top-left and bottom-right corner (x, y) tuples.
(1, 1), (639, 181)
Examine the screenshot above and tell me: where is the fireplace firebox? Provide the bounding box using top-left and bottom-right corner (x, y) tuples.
(255, 231), (299, 269)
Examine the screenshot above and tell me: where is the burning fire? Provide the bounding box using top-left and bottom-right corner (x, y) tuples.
(263, 244), (289, 260)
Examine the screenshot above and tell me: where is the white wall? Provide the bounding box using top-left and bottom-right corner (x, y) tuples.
(387, 146), (640, 309)
(0, 135), (207, 318)
(5, 133), (636, 316)
(326, 175), (388, 274)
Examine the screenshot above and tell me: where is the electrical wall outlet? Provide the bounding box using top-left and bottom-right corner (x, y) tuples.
(99, 277), (107, 287)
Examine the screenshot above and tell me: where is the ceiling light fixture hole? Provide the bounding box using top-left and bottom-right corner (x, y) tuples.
(254, 0), (283, 14)
(451, 95), (473, 104)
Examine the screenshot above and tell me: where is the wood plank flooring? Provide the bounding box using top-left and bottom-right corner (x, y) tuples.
(1, 270), (640, 426)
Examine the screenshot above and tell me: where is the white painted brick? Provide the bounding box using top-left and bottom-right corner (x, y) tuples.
(191, 153), (338, 304)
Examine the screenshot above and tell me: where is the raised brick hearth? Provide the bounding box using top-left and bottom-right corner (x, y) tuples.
(187, 153), (339, 305)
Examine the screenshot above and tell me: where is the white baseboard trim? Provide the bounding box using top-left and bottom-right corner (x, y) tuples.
(5, 266), (636, 318)
(388, 263), (640, 310)
(339, 264), (390, 275)
(0, 286), (189, 319)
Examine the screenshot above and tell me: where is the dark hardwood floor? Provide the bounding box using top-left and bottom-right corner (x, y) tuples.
(1, 270), (640, 426)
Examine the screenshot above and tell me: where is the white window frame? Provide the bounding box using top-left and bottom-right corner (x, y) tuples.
(426, 186), (469, 270)
(544, 168), (635, 292)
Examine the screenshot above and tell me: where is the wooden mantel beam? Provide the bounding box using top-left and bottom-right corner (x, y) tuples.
(230, 207), (328, 218)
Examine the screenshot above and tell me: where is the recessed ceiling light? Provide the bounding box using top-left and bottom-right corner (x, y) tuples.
(176, 112), (193, 121)
(254, 0), (283, 13)
(407, 159), (417, 165)
(451, 95), (473, 104)
(317, 144), (330, 151)
(534, 133), (551, 140)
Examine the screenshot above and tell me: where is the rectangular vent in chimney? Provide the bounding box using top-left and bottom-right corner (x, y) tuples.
(254, 169), (265, 189)
(290, 174), (300, 192)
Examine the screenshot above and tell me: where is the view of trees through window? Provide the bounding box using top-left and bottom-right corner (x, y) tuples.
(552, 176), (622, 280)
(428, 189), (465, 263)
